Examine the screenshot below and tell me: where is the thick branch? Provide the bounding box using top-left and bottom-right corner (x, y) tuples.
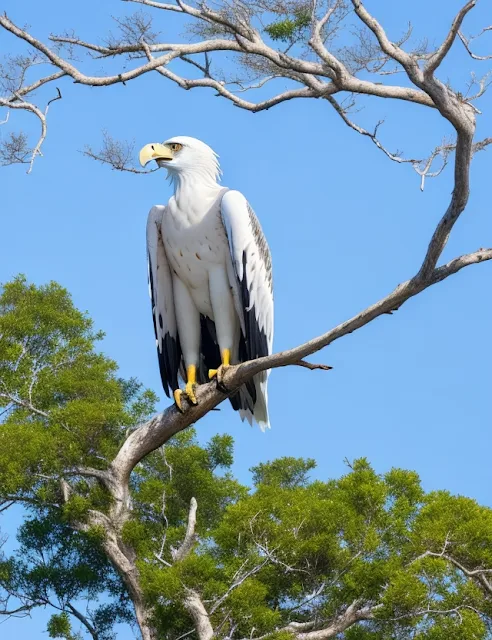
(297, 601), (377, 640)
(184, 590), (214, 640)
(425, 1), (477, 75)
(0, 14), (435, 109)
(172, 497), (197, 562)
(350, 0), (421, 80)
(109, 246), (492, 485)
(417, 129), (474, 279)
(243, 600), (379, 640)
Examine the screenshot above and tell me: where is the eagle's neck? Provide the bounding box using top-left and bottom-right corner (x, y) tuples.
(168, 171), (222, 224)
(170, 167), (221, 209)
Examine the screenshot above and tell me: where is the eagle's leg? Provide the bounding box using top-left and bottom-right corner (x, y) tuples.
(208, 267), (236, 391)
(174, 365), (198, 411)
(208, 348), (231, 385)
(172, 275), (200, 411)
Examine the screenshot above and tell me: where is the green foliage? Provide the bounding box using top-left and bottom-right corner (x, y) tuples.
(0, 277), (153, 636)
(123, 452), (492, 638)
(47, 612), (74, 639)
(251, 456), (316, 488)
(0, 276), (156, 494)
(1, 513), (132, 639)
(265, 9), (311, 42)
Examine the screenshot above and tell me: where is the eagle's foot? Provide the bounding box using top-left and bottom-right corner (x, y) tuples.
(173, 382), (198, 412)
(173, 366), (198, 412)
(209, 349), (231, 392)
(185, 380), (198, 405)
(209, 364), (231, 391)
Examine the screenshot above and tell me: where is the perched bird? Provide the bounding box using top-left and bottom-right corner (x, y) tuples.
(139, 136), (273, 429)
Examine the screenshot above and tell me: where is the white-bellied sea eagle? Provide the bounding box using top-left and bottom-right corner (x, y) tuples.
(139, 136), (273, 429)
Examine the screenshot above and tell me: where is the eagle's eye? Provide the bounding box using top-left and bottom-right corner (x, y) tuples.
(170, 143), (183, 152)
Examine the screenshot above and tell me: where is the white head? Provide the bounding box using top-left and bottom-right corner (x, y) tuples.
(139, 136), (221, 188)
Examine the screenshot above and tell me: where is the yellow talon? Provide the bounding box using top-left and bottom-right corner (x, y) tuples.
(173, 389), (184, 412)
(185, 380), (198, 405)
(209, 349), (231, 380)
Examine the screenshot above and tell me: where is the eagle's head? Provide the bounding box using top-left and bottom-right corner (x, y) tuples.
(139, 136), (221, 183)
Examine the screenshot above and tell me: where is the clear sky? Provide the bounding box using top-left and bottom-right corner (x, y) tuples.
(1, 0), (491, 637)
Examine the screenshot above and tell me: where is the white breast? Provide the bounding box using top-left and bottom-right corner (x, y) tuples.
(161, 200), (229, 317)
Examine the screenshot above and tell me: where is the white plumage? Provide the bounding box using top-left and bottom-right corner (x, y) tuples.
(140, 136), (273, 429)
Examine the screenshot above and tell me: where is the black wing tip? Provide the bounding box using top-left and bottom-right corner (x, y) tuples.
(240, 251), (269, 362)
(157, 333), (181, 397)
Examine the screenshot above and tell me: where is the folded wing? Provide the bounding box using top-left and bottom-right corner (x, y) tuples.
(146, 206), (181, 397)
(220, 190), (274, 428)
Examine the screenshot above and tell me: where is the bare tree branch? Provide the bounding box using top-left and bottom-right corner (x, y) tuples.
(184, 590), (214, 640)
(350, 0), (420, 79)
(0, 86), (61, 172)
(172, 497), (198, 562)
(108, 246), (492, 488)
(0, 391), (49, 418)
(84, 131), (157, 174)
(294, 360), (333, 371)
(459, 25), (492, 61)
(66, 602), (99, 640)
(424, 1), (477, 75)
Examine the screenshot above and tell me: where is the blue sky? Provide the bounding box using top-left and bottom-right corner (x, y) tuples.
(1, 0), (491, 637)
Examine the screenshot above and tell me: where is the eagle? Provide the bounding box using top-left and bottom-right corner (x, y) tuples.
(139, 136), (273, 429)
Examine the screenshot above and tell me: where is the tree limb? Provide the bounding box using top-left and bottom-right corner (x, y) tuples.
(0, 392), (49, 418)
(184, 590), (214, 640)
(108, 243), (491, 487)
(66, 602), (99, 640)
(414, 551), (492, 595)
(425, 1), (477, 75)
(172, 497), (198, 562)
(458, 25), (492, 61)
(241, 600), (380, 640)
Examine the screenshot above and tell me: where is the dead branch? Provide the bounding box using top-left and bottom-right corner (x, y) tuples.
(424, 1), (477, 75)
(294, 360), (333, 371)
(83, 131), (157, 174)
(171, 497), (198, 562)
(107, 246), (492, 487)
(0, 85), (61, 172)
(184, 590), (214, 640)
(459, 26), (492, 61)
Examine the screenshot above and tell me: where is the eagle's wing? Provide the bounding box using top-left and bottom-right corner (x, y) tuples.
(220, 190), (273, 428)
(146, 206), (181, 397)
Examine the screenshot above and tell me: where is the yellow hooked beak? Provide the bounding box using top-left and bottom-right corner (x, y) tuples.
(139, 143), (174, 167)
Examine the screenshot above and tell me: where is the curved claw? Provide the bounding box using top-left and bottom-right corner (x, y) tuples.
(173, 389), (185, 413)
(211, 364), (231, 393)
